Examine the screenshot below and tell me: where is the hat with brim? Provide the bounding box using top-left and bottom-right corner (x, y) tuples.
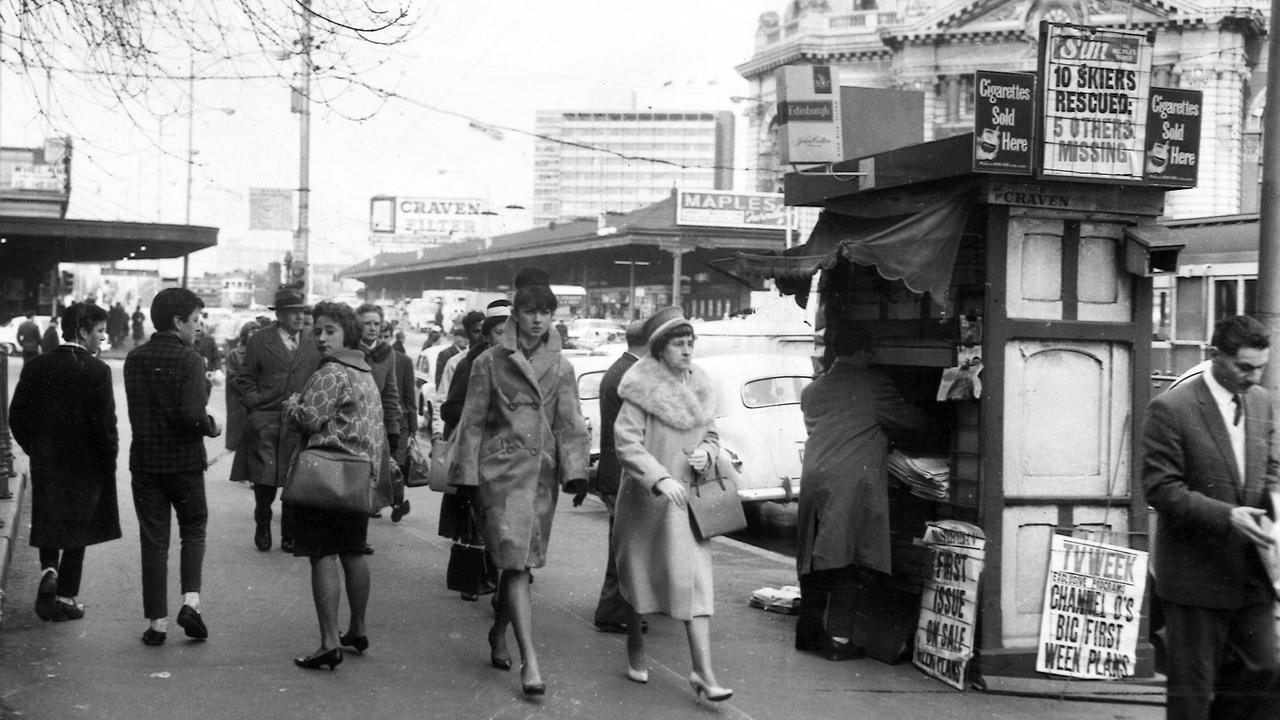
(481, 299), (513, 336)
(643, 306), (692, 347)
(269, 287), (310, 311)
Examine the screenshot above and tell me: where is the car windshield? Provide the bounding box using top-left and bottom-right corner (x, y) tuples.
(740, 376), (809, 408)
(579, 370), (606, 401)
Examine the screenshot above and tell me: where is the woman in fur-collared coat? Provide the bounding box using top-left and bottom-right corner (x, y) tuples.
(612, 306), (733, 703)
(451, 267), (589, 696)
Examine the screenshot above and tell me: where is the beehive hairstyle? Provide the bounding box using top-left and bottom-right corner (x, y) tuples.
(513, 265), (557, 313)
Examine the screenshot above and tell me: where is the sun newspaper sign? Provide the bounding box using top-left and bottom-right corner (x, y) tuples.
(1037, 23), (1154, 183)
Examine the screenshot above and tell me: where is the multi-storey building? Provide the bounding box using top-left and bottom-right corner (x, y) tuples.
(532, 109), (735, 226)
(735, 0), (1267, 219)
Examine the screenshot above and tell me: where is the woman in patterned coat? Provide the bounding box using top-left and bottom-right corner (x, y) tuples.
(283, 301), (385, 671)
(452, 267), (590, 696)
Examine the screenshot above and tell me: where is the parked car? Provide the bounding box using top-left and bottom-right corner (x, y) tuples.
(566, 349), (623, 465)
(412, 342), (452, 429)
(566, 318), (626, 350)
(696, 353), (814, 504)
(0, 315), (52, 355)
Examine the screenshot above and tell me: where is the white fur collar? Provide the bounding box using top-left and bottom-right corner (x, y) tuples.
(617, 357), (716, 431)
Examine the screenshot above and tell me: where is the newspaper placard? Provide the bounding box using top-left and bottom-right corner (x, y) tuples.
(914, 520), (986, 690)
(1038, 23), (1154, 182)
(1036, 535), (1149, 679)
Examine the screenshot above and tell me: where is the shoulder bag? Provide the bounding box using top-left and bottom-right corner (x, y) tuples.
(404, 434), (432, 488)
(687, 452), (749, 539)
(282, 447), (379, 515)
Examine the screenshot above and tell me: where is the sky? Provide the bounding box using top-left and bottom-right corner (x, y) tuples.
(0, 0), (783, 277)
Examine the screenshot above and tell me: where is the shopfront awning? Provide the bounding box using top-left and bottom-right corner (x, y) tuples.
(726, 192), (975, 307)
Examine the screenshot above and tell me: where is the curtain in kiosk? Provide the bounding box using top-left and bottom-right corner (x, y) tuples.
(729, 192), (974, 308)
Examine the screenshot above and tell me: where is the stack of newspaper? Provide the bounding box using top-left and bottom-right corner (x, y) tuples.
(749, 586), (801, 614)
(887, 450), (950, 501)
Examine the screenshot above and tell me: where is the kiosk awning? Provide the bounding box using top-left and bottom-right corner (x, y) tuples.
(728, 192), (975, 306)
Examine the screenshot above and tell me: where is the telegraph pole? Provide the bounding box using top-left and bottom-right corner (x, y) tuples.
(295, 0), (313, 299)
(1257, 0), (1280, 392)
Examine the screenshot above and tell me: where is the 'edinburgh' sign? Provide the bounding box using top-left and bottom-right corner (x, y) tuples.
(776, 65), (844, 165)
(1037, 23), (1154, 183)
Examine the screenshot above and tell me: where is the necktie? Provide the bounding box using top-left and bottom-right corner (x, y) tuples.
(286, 334), (297, 353)
(1232, 394), (1243, 427)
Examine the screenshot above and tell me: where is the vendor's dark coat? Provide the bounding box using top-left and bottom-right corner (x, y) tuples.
(9, 345), (122, 548)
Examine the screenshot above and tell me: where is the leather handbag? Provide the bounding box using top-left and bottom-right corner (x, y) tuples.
(687, 453), (748, 540)
(282, 447), (379, 515)
(446, 497), (489, 595)
(404, 434), (432, 488)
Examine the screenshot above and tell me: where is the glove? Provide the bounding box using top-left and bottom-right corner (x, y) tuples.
(388, 434), (399, 454)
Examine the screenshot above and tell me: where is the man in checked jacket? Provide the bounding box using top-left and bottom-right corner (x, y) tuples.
(124, 288), (222, 647)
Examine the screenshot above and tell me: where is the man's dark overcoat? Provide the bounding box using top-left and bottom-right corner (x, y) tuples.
(230, 323), (320, 486)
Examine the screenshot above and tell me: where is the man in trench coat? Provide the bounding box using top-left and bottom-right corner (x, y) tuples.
(231, 287), (320, 552)
(795, 327), (928, 661)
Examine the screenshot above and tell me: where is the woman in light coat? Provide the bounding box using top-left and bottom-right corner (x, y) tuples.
(452, 267), (589, 696)
(613, 306), (732, 703)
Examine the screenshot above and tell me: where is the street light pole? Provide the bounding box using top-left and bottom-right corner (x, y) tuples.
(296, 0), (313, 299)
(182, 60), (194, 288)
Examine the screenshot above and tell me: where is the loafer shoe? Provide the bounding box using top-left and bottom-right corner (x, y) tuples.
(254, 524), (272, 552)
(141, 628), (167, 646)
(35, 572), (58, 621)
(176, 605), (208, 640)
(822, 638), (866, 661)
(49, 602), (85, 622)
(391, 499), (411, 522)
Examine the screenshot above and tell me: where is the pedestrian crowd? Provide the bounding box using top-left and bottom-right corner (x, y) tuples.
(11, 267), (1280, 715)
(6, 266), (736, 705)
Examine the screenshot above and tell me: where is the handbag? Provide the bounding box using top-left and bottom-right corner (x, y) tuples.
(687, 453), (748, 539)
(404, 434), (432, 488)
(427, 435), (457, 493)
(445, 497), (489, 595)
(282, 447), (379, 515)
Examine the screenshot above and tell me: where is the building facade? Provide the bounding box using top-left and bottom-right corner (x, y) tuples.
(533, 110), (735, 226)
(736, 0), (1267, 219)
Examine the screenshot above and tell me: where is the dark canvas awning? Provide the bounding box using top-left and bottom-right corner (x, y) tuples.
(727, 192), (975, 306)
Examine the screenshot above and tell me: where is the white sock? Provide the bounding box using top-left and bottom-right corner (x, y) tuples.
(183, 592), (200, 610)
(151, 617), (169, 632)
(41, 568), (57, 578)
(56, 596), (75, 606)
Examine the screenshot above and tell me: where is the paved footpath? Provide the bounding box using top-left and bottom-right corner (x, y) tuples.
(0, 356), (1165, 720)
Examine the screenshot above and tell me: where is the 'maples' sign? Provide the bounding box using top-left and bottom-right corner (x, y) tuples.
(1037, 23), (1154, 183)
(1143, 87), (1202, 187)
(973, 71), (1035, 175)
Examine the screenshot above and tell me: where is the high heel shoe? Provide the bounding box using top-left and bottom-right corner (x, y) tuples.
(293, 647), (343, 671)
(339, 632), (369, 655)
(488, 624), (512, 671)
(688, 672), (732, 702)
(626, 662), (649, 684)
(521, 664), (546, 696)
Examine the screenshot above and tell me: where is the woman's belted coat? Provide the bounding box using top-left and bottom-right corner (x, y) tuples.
(451, 320), (589, 569)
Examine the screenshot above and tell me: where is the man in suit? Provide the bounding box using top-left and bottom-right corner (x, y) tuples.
(592, 320), (648, 633)
(1144, 314), (1280, 719)
(384, 321), (417, 522)
(16, 311), (41, 361)
(124, 288), (222, 645)
(231, 287), (320, 553)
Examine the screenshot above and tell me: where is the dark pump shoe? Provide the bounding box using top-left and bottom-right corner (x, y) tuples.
(34, 572), (58, 621)
(280, 538), (295, 553)
(176, 605), (209, 640)
(141, 628), (167, 646)
(49, 601), (85, 622)
(294, 647), (342, 671)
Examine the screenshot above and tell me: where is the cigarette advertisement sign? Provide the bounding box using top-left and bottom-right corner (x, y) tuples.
(776, 65), (843, 165)
(973, 71), (1035, 175)
(1144, 87), (1202, 187)
(676, 190), (787, 230)
(1036, 535), (1148, 680)
(369, 195), (488, 242)
(1038, 23), (1154, 182)
(913, 520), (986, 690)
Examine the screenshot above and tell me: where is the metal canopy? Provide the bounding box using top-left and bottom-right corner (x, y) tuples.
(0, 215), (218, 262)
